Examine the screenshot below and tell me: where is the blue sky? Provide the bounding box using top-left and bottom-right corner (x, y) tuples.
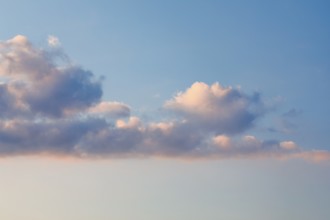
(0, 0), (329, 219)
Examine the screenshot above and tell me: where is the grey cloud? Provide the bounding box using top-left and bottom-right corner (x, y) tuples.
(77, 126), (143, 157)
(144, 121), (204, 157)
(26, 67), (102, 117)
(282, 108), (302, 118)
(0, 35), (102, 118)
(268, 108), (303, 134)
(0, 84), (16, 116)
(0, 118), (107, 156)
(0, 116), (323, 162)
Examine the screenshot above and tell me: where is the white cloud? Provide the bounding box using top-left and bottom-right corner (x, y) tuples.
(116, 117), (142, 129)
(213, 135), (231, 149)
(88, 101), (131, 118)
(210, 134), (301, 158)
(280, 141), (298, 150)
(165, 82), (264, 134)
(47, 35), (61, 47)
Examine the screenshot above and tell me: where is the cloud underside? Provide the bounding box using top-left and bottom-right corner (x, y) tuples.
(0, 35), (328, 162)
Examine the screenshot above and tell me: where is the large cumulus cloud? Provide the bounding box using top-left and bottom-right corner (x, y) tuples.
(0, 35), (328, 162)
(0, 35), (102, 118)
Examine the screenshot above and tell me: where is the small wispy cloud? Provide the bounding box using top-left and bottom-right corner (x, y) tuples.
(47, 35), (61, 47)
(0, 35), (328, 162)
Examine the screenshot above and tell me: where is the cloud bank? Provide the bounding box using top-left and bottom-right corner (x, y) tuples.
(0, 35), (328, 162)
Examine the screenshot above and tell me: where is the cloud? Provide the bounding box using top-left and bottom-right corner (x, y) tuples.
(47, 35), (61, 47)
(144, 120), (204, 157)
(0, 35), (102, 118)
(0, 118), (107, 156)
(165, 82), (264, 134)
(293, 151), (330, 162)
(0, 35), (328, 162)
(210, 135), (299, 158)
(88, 101), (131, 118)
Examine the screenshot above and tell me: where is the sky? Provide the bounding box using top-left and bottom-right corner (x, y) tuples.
(0, 0), (329, 219)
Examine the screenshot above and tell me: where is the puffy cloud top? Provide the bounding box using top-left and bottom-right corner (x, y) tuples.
(165, 82), (264, 134)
